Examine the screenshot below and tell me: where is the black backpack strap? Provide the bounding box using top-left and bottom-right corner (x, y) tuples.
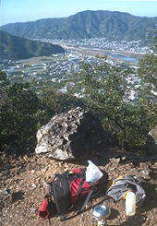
(79, 190), (94, 213)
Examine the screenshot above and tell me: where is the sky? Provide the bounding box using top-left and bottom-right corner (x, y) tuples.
(0, 0), (157, 26)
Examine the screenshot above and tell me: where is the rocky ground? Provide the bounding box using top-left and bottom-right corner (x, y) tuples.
(1, 152), (157, 226)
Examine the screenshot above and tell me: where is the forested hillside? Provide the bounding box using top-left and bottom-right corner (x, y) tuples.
(0, 30), (65, 60)
(1, 10), (157, 41)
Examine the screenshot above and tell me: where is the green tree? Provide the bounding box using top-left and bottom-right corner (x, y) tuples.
(0, 71), (7, 81)
(72, 63), (152, 149)
(0, 82), (40, 154)
(39, 86), (84, 125)
(137, 32), (157, 122)
(137, 54), (157, 131)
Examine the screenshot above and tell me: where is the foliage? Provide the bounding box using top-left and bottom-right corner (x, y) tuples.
(137, 54), (157, 127)
(1, 33), (157, 154)
(1, 10), (157, 41)
(0, 71), (10, 87)
(138, 28), (157, 118)
(70, 63), (155, 149)
(0, 71), (8, 81)
(0, 75), (84, 155)
(0, 30), (64, 60)
(38, 87), (84, 125)
(0, 79), (40, 154)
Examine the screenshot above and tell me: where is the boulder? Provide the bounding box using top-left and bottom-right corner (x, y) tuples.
(35, 107), (111, 160)
(149, 126), (157, 144)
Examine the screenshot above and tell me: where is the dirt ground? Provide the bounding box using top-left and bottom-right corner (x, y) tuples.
(1, 153), (157, 226)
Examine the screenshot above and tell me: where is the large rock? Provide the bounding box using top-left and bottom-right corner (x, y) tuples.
(149, 126), (157, 144)
(35, 107), (111, 160)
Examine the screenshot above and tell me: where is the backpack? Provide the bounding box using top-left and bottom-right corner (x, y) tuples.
(49, 168), (93, 215)
(37, 167), (107, 221)
(37, 196), (57, 219)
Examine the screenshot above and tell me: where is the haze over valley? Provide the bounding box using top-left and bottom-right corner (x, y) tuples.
(0, 10), (156, 88)
(1, 3), (157, 226)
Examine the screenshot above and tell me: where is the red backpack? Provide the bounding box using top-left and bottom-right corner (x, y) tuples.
(70, 168), (93, 203)
(37, 168), (105, 220)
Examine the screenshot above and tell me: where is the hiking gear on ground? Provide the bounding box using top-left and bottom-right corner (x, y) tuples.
(38, 199), (49, 218)
(92, 202), (111, 226)
(37, 197), (57, 219)
(86, 160), (103, 183)
(49, 168), (95, 215)
(51, 172), (71, 215)
(79, 190), (94, 213)
(92, 203), (111, 218)
(106, 175), (146, 203)
(37, 165), (106, 220)
(70, 168), (94, 203)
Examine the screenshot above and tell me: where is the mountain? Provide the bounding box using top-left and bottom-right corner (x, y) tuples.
(0, 30), (65, 60)
(1, 10), (157, 41)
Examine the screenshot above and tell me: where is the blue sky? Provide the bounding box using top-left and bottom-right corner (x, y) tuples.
(0, 0), (157, 26)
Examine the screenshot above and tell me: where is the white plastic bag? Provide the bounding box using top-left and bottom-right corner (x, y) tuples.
(85, 160), (103, 183)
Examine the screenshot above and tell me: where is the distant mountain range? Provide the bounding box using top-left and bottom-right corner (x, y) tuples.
(1, 10), (157, 41)
(0, 30), (65, 60)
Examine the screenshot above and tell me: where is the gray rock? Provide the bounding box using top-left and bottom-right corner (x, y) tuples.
(35, 107), (110, 160)
(149, 126), (157, 144)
